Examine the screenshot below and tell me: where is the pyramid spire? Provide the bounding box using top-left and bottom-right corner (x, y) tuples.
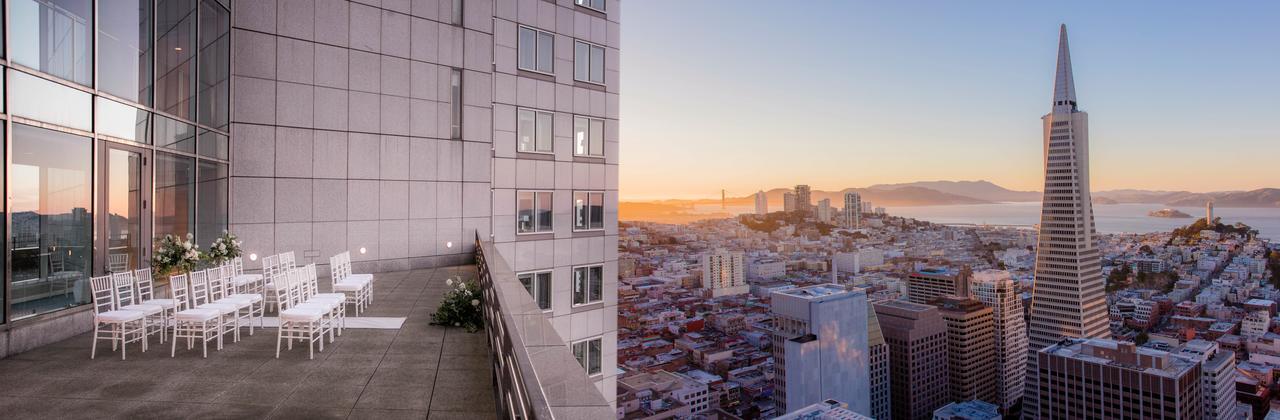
(1052, 24), (1078, 112)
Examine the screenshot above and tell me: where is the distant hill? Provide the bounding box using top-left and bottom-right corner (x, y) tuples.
(1096, 188), (1280, 208)
(867, 180), (1041, 202)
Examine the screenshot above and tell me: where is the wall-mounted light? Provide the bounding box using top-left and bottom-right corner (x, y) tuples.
(446, 241), (453, 249)
(359, 247), (367, 254)
(249, 253), (258, 261)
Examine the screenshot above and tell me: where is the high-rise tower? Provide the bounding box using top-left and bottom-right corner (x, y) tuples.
(1027, 24), (1111, 348)
(1024, 24), (1111, 418)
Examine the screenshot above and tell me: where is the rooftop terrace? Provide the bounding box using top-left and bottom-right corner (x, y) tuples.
(0, 266), (495, 419)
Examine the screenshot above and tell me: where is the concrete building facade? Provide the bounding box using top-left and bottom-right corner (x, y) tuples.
(769, 285), (872, 416)
(934, 296), (997, 404)
(971, 270), (1028, 414)
(1037, 338), (1202, 419)
(875, 300), (951, 420)
(701, 249), (747, 297)
(843, 192), (861, 229)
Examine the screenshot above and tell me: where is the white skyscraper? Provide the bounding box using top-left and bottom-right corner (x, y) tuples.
(1025, 24), (1111, 418)
(844, 192), (862, 228)
(971, 270), (1028, 415)
(702, 249), (748, 297)
(755, 190), (769, 215)
(784, 192), (797, 213)
(770, 285), (872, 416)
(1176, 339), (1241, 420)
(817, 198), (832, 223)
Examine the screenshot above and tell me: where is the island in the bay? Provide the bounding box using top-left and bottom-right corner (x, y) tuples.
(1148, 208), (1192, 218)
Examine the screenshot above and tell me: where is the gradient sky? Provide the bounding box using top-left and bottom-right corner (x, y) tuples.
(620, 1), (1280, 200)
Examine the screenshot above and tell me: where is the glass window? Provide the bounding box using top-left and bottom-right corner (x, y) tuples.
(155, 153), (196, 242)
(195, 160), (228, 247)
(451, 0), (463, 25)
(9, 69), (92, 130)
(197, 0), (230, 129)
(516, 191), (553, 234)
(99, 0), (153, 105)
(573, 41), (605, 84)
(450, 69), (462, 139)
(10, 0), (92, 86)
(574, 191), (605, 231)
(573, 265), (603, 305)
(518, 271), (552, 311)
(573, 116), (605, 157)
(575, 0), (605, 12)
(96, 97), (150, 143)
(156, 0), (197, 120)
(197, 129), (229, 160)
(572, 338), (603, 375)
(517, 109), (553, 153)
(155, 113), (197, 152)
(104, 148), (144, 273)
(518, 26), (554, 74)
(10, 124), (93, 320)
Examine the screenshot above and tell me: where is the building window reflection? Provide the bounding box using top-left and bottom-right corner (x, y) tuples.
(195, 161), (229, 247)
(98, 0), (153, 104)
(197, 0), (230, 130)
(9, 124), (94, 320)
(156, 0), (197, 120)
(11, 0), (93, 86)
(154, 153), (196, 242)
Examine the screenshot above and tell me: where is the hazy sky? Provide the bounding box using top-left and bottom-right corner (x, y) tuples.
(619, 1), (1279, 200)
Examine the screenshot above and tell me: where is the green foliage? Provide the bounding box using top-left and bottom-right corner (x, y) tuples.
(1106, 264), (1132, 292)
(430, 277), (484, 333)
(1170, 217), (1258, 242)
(1135, 331), (1150, 345)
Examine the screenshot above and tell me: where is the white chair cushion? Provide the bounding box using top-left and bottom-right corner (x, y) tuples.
(332, 282), (363, 292)
(338, 275), (372, 286)
(280, 308), (324, 322)
(228, 293), (264, 303)
(175, 308), (222, 322)
(140, 298), (178, 309)
(119, 304), (164, 316)
(231, 274), (262, 286)
(197, 303), (239, 315)
(297, 301), (337, 312)
(96, 310), (146, 323)
(214, 297), (254, 309)
(312, 293), (346, 301)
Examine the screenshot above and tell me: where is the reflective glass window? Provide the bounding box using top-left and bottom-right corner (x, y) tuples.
(197, 0), (230, 129)
(96, 97), (150, 143)
(10, 124), (94, 320)
(195, 161), (228, 247)
(99, 0), (153, 104)
(9, 69), (92, 130)
(154, 113), (196, 152)
(10, 0), (92, 86)
(197, 129), (228, 160)
(155, 153), (196, 242)
(156, 0), (197, 119)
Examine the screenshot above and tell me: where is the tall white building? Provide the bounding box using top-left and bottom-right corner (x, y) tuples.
(1176, 339), (1241, 420)
(795, 185), (813, 214)
(844, 192), (862, 228)
(770, 285), (872, 416)
(817, 198), (832, 223)
(784, 192), (797, 213)
(1025, 25), (1112, 417)
(755, 190), (769, 215)
(1207, 200), (1215, 223)
(971, 270), (1028, 415)
(702, 249), (748, 297)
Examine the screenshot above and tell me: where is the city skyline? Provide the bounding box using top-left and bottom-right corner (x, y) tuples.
(620, 1), (1280, 200)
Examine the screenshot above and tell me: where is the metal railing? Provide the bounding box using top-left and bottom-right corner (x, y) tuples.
(475, 235), (614, 420)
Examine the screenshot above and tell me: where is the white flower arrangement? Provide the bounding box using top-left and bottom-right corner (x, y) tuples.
(203, 230), (244, 265)
(153, 233), (203, 277)
(431, 277), (484, 332)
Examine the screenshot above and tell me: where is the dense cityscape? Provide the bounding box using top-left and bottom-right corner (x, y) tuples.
(613, 26), (1280, 420)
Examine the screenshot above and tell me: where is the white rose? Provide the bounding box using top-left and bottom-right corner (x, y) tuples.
(446, 278), (454, 286)
(470, 299), (479, 306)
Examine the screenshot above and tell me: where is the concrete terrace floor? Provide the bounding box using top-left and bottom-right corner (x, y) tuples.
(0, 265), (496, 420)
